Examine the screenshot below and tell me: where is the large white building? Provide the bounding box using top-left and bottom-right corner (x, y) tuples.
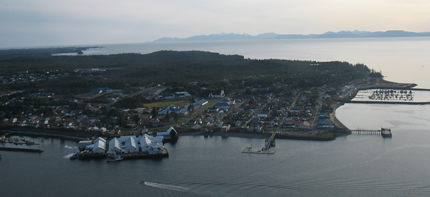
(85, 137), (106, 153)
(108, 135), (164, 154)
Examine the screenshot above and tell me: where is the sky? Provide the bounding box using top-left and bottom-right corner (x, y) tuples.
(1, 0), (429, 48)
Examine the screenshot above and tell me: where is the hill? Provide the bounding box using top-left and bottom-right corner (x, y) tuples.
(153, 30), (430, 42)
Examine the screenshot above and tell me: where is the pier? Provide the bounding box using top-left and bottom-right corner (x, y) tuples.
(351, 128), (392, 137)
(242, 132), (277, 154)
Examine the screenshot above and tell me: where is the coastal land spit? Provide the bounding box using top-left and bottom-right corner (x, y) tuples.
(0, 49), (419, 145)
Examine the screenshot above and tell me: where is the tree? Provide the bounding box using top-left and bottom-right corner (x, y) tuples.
(132, 115), (140, 123)
(188, 103), (194, 113)
(164, 113), (171, 122)
(171, 112), (179, 122)
(151, 107), (158, 118)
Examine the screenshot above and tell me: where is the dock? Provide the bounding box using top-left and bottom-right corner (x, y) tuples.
(351, 128), (392, 137)
(242, 132), (277, 154)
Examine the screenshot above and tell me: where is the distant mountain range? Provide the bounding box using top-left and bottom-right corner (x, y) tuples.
(153, 30), (430, 42)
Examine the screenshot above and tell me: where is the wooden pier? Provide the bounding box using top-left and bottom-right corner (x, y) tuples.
(351, 128), (392, 137)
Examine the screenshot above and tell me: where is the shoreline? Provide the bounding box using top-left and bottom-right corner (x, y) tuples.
(0, 128), (92, 142)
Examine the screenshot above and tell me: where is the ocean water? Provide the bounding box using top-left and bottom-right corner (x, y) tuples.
(82, 37), (430, 89)
(2, 38), (430, 196)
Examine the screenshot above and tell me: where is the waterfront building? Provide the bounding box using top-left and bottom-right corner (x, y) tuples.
(107, 135), (165, 154)
(85, 137), (106, 153)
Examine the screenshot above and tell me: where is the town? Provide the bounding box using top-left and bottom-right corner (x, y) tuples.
(0, 50), (392, 158)
(0, 68), (381, 140)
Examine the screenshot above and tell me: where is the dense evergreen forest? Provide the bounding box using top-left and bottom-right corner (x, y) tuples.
(0, 50), (381, 84)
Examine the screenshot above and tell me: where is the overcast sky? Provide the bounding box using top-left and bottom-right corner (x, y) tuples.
(1, 0), (429, 48)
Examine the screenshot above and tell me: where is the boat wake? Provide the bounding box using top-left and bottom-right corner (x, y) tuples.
(63, 153), (75, 158)
(64, 145), (77, 149)
(141, 181), (189, 192)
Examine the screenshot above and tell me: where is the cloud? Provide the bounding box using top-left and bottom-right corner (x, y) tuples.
(1, 0), (430, 48)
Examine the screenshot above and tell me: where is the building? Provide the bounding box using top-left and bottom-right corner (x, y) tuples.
(156, 126), (179, 141)
(208, 90), (225, 98)
(85, 137), (106, 153)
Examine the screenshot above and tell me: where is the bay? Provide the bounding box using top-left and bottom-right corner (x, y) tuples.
(1, 37), (430, 196)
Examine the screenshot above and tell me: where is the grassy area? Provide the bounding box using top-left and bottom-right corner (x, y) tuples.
(144, 100), (191, 108)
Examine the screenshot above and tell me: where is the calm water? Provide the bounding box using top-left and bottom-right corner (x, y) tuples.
(2, 38), (430, 196)
(82, 37), (430, 89)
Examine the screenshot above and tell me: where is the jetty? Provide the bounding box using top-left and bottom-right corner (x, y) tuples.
(351, 128), (392, 138)
(242, 132), (277, 154)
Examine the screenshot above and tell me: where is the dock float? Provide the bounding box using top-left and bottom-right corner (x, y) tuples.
(242, 147), (277, 154)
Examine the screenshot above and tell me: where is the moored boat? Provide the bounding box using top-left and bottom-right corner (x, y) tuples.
(69, 153), (78, 160)
(106, 154), (123, 162)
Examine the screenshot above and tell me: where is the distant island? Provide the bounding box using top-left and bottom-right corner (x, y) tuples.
(153, 30), (430, 42)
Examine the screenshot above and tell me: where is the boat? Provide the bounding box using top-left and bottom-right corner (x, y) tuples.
(140, 180), (145, 184)
(106, 154), (123, 162)
(69, 153), (77, 160)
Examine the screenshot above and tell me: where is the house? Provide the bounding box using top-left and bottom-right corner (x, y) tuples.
(296, 121), (312, 130)
(193, 99), (209, 106)
(175, 91), (191, 98)
(216, 102), (229, 110)
(257, 110), (269, 118)
(90, 87), (112, 94)
(112, 92), (123, 97)
(221, 98), (235, 105)
(221, 125), (230, 132)
(191, 125), (202, 130)
(69, 99), (78, 103)
(208, 90), (225, 98)
(156, 126), (178, 141)
(158, 93), (175, 99)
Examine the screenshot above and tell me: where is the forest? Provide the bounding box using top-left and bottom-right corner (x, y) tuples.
(0, 50), (380, 81)
(0, 50), (382, 96)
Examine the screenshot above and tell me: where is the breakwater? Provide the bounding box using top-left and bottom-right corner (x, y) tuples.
(347, 100), (430, 104)
(0, 147), (44, 152)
